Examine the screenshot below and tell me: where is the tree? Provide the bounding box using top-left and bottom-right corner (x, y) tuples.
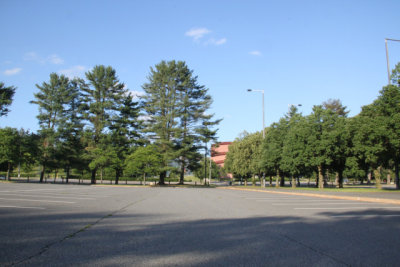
(322, 99), (349, 117)
(17, 129), (40, 178)
(281, 106), (307, 188)
(322, 101), (350, 188)
(31, 73), (71, 182)
(197, 118), (222, 184)
(0, 127), (20, 180)
(125, 145), (163, 184)
(174, 62), (218, 184)
(193, 157), (221, 181)
(141, 60), (219, 185)
(371, 84), (400, 189)
(302, 105), (339, 189)
(57, 78), (86, 183)
(352, 104), (386, 189)
(262, 118), (288, 187)
(83, 65), (127, 184)
(108, 94), (141, 184)
(0, 82), (16, 117)
(224, 132), (256, 185)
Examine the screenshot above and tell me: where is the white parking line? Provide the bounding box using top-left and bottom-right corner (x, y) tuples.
(0, 193), (95, 200)
(0, 197), (75, 204)
(0, 205), (45, 210)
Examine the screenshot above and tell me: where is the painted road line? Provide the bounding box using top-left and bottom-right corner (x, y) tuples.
(221, 187), (400, 205)
(0, 205), (45, 210)
(0, 197), (75, 204)
(0, 193), (95, 200)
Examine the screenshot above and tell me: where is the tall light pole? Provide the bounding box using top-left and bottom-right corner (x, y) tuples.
(247, 89), (265, 138)
(385, 38), (400, 85)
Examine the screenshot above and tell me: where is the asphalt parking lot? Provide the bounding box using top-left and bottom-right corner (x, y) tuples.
(1, 182), (400, 266)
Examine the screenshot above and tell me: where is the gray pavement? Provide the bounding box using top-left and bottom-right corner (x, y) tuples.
(1, 182), (400, 266)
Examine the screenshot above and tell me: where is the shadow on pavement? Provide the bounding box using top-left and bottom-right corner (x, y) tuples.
(2, 208), (400, 266)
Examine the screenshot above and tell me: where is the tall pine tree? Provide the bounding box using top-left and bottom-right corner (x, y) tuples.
(82, 65), (127, 184)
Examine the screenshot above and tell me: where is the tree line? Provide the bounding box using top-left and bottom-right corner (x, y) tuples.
(224, 63), (400, 189)
(0, 60), (220, 184)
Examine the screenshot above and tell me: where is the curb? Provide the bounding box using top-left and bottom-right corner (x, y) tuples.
(219, 187), (400, 206)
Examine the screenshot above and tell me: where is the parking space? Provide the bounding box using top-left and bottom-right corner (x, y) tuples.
(2, 183), (400, 266)
(0, 184), (111, 210)
(227, 189), (400, 218)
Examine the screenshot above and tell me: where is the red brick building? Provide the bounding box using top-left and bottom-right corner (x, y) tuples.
(211, 142), (233, 178)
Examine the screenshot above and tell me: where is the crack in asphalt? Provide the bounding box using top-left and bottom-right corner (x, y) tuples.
(280, 232), (350, 266)
(9, 197), (150, 266)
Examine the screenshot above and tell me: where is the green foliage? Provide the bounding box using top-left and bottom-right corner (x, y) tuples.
(225, 131), (262, 181)
(31, 73), (73, 182)
(124, 145), (163, 180)
(193, 157), (221, 180)
(83, 65), (129, 184)
(141, 60), (219, 184)
(0, 82), (16, 117)
(0, 127), (20, 179)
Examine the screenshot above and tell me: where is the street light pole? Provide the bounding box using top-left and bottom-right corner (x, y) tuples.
(385, 38), (400, 85)
(247, 89), (265, 138)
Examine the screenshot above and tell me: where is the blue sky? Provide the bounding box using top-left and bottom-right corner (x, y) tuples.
(1, 0), (400, 142)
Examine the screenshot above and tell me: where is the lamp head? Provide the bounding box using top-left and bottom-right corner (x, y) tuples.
(247, 89), (252, 92)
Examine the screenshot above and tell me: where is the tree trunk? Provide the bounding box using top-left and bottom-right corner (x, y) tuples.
(335, 172), (339, 188)
(339, 170), (344, 188)
(40, 162), (46, 183)
(280, 175), (285, 187)
(252, 175), (256, 187)
(318, 165), (324, 189)
(115, 169), (120, 185)
(143, 172), (146, 185)
(323, 169), (329, 187)
(178, 160), (185, 185)
(336, 171), (344, 188)
(262, 173), (265, 188)
(66, 166), (70, 184)
(276, 170), (280, 188)
(6, 162), (11, 181)
(291, 176), (296, 188)
(244, 177), (248, 186)
(91, 169), (96, 184)
(374, 166), (382, 190)
(159, 171), (166, 185)
(269, 176), (272, 187)
(367, 171), (372, 185)
(204, 145), (207, 185)
(395, 159), (399, 190)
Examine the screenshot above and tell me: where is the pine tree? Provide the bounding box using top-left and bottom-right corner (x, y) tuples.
(82, 65), (127, 184)
(141, 60), (219, 185)
(30, 73), (71, 182)
(0, 82), (16, 117)
(109, 94), (141, 184)
(57, 78), (86, 183)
